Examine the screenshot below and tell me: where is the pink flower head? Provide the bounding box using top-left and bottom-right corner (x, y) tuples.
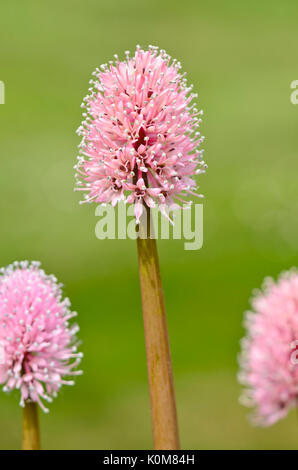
(75, 45), (206, 222)
(0, 261), (82, 412)
(239, 269), (298, 426)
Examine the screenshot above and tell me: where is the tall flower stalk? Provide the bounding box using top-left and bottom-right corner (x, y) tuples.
(75, 45), (205, 449)
(0, 261), (82, 450)
(22, 402), (40, 450)
(137, 207), (179, 448)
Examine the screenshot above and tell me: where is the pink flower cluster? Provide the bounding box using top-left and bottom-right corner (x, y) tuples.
(0, 261), (82, 412)
(239, 270), (298, 426)
(75, 45), (206, 222)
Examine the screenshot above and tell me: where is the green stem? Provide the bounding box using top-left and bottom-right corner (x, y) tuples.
(137, 207), (180, 450)
(22, 402), (40, 450)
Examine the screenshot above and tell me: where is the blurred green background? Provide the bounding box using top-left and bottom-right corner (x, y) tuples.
(0, 0), (298, 449)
